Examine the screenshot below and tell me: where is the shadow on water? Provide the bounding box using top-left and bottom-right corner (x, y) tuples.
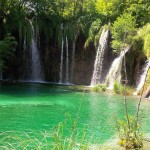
(0, 81), (81, 98)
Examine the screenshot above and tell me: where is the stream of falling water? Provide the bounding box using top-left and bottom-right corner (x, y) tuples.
(59, 24), (64, 83)
(30, 22), (42, 81)
(91, 28), (109, 86)
(65, 36), (69, 83)
(133, 59), (150, 95)
(106, 47), (130, 89)
(71, 39), (76, 83)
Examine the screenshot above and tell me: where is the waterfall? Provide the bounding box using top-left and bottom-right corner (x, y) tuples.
(30, 22), (42, 81)
(106, 47), (130, 89)
(23, 35), (27, 79)
(23, 35), (26, 50)
(91, 28), (109, 86)
(71, 38), (76, 83)
(65, 36), (69, 83)
(133, 59), (150, 95)
(59, 24), (64, 83)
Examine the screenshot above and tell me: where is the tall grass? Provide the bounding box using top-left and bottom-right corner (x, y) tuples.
(52, 113), (89, 150)
(113, 81), (133, 95)
(0, 130), (51, 149)
(0, 114), (90, 150)
(92, 84), (106, 92)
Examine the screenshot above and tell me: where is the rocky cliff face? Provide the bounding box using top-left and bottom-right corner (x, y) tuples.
(40, 33), (96, 85)
(3, 33), (96, 85)
(2, 32), (146, 87)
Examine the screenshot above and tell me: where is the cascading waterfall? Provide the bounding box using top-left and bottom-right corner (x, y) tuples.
(133, 59), (150, 95)
(106, 47), (130, 89)
(59, 24), (64, 83)
(30, 22), (42, 81)
(91, 28), (109, 86)
(65, 36), (69, 83)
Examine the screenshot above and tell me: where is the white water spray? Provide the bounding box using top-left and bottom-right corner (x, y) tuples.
(133, 59), (150, 95)
(91, 28), (109, 86)
(106, 47), (130, 89)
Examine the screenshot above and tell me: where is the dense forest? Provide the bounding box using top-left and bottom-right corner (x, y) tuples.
(0, 0), (150, 92)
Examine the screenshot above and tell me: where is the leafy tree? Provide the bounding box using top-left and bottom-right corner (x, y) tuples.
(96, 0), (125, 22)
(136, 24), (150, 58)
(0, 34), (18, 69)
(111, 13), (137, 52)
(125, 0), (150, 27)
(84, 19), (102, 48)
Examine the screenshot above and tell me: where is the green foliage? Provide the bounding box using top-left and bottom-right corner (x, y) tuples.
(0, 130), (52, 149)
(111, 13), (136, 53)
(146, 68), (150, 82)
(0, 0), (149, 54)
(92, 85), (100, 92)
(113, 82), (133, 95)
(132, 36), (143, 54)
(126, 0), (150, 27)
(92, 84), (106, 92)
(96, 0), (123, 20)
(133, 23), (150, 58)
(96, 0), (150, 26)
(85, 24), (111, 49)
(113, 81), (123, 94)
(0, 34), (17, 69)
(84, 19), (102, 48)
(144, 34), (150, 58)
(0, 114), (90, 150)
(138, 68), (150, 96)
(52, 113), (89, 150)
(115, 116), (143, 149)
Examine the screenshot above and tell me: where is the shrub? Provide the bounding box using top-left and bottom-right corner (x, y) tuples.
(92, 84), (106, 92)
(113, 81), (133, 95)
(111, 13), (136, 53)
(0, 34), (17, 69)
(115, 116), (143, 149)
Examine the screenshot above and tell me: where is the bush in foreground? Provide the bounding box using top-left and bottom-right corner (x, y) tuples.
(115, 116), (143, 149)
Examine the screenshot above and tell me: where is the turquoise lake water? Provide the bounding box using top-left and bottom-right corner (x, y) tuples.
(0, 82), (149, 144)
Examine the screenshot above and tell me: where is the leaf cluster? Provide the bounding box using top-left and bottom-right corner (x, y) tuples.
(0, 34), (17, 69)
(111, 13), (136, 53)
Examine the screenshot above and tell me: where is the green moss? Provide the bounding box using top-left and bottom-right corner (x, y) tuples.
(144, 34), (150, 58)
(136, 23), (150, 58)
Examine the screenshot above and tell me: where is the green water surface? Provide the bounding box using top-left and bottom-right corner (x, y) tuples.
(0, 82), (150, 144)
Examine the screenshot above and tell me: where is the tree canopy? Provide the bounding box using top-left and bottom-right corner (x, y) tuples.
(0, 0), (150, 66)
